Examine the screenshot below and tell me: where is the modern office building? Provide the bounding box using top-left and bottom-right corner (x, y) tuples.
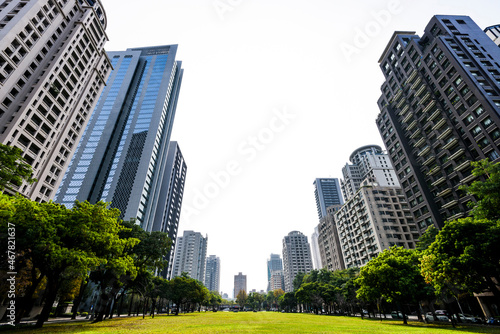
(234, 272), (247, 298)
(313, 178), (343, 219)
(0, 0), (111, 201)
(204, 255), (220, 293)
(171, 230), (207, 282)
(282, 231), (313, 292)
(376, 15), (500, 231)
(266, 253), (284, 292)
(317, 205), (345, 272)
(341, 145), (399, 201)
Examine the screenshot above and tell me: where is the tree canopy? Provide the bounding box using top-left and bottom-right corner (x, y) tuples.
(0, 143), (36, 192)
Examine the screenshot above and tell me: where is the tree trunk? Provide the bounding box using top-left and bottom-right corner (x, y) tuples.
(128, 292), (135, 316)
(71, 280), (88, 320)
(35, 275), (59, 328)
(15, 271), (45, 324)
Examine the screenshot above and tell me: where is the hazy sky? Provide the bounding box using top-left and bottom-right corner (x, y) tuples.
(102, 0), (500, 296)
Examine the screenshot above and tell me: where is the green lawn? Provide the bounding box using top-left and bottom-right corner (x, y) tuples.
(3, 312), (500, 334)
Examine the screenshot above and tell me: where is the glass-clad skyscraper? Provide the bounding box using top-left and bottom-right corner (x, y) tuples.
(55, 45), (184, 236)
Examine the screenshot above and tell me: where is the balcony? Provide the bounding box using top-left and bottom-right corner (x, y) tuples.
(393, 89), (403, 101)
(423, 156), (435, 166)
(416, 84), (426, 97)
(418, 145), (431, 157)
(410, 77), (422, 90)
(409, 128), (421, 139)
(396, 97), (406, 108)
(420, 92), (431, 105)
(427, 165), (441, 176)
(422, 100), (436, 114)
(400, 104), (410, 116)
(442, 137), (458, 150)
(461, 173), (478, 184)
(432, 118), (446, 131)
(437, 187), (452, 197)
(449, 148), (465, 161)
(454, 160), (470, 172)
(448, 212), (465, 221)
(428, 109), (442, 121)
(442, 199), (459, 209)
(406, 69), (418, 84)
(431, 176), (446, 187)
(407, 119), (418, 131)
(403, 112), (413, 123)
(415, 137), (426, 147)
(437, 128), (452, 140)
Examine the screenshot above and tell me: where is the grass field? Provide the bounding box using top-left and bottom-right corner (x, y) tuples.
(3, 312), (500, 334)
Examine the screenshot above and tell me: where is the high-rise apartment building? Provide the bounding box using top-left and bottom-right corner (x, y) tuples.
(234, 272), (247, 298)
(313, 178), (343, 219)
(204, 255), (220, 293)
(376, 15), (500, 230)
(341, 145), (399, 201)
(172, 230), (207, 282)
(282, 231), (313, 292)
(0, 0), (111, 201)
(317, 204), (345, 272)
(266, 253), (284, 292)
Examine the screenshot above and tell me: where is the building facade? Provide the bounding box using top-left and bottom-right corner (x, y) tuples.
(282, 231), (313, 292)
(172, 230), (207, 282)
(310, 226), (322, 269)
(204, 255), (220, 293)
(266, 253), (284, 292)
(377, 15), (500, 231)
(0, 0), (111, 201)
(234, 272), (247, 298)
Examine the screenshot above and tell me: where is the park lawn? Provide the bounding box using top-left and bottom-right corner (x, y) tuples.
(4, 312), (500, 334)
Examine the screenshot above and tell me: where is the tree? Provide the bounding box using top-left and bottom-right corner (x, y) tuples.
(421, 218), (500, 300)
(461, 159), (500, 220)
(0, 196), (138, 327)
(0, 143), (36, 192)
(292, 272), (306, 291)
(356, 247), (430, 324)
(236, 290), (247, 310)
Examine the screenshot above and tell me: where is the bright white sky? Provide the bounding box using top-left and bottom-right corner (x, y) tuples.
(102, 0), (500, 296)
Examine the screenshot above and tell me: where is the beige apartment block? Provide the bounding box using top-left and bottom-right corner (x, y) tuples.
(0, 0), (111, 201)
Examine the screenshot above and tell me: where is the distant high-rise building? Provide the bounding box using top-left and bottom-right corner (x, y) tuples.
(266, 254), (284, 292)
(313, 178), (343, 219)
(282, 231), (313, 292)
(269, 270), (285, 291)
(376, 15), (500, 230)
(204, 255), (220, 293)
(234, 272), (247, 298)
(172, 230), (207, 282)
(341, 145), (398, 201)
(0, 0), (111, 201)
